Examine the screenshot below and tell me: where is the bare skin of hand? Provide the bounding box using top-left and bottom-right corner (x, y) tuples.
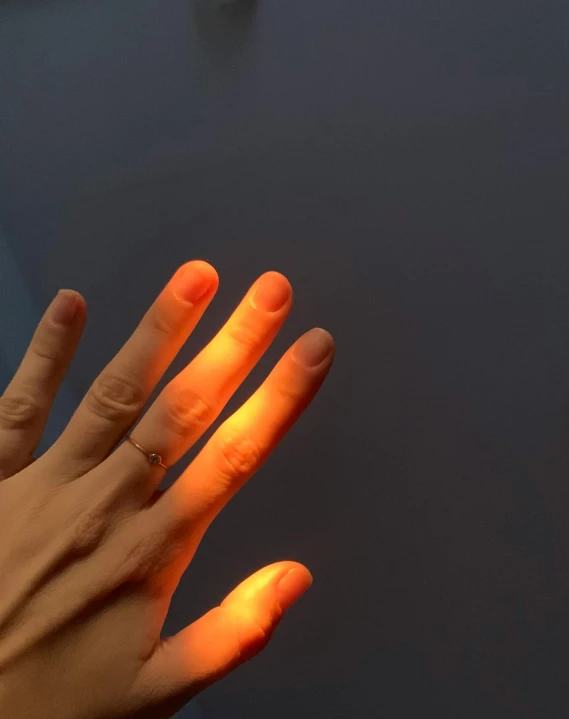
(0, 262), (335, 719)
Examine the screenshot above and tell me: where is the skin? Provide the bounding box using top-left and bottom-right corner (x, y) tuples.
(0, 261), (335, 719)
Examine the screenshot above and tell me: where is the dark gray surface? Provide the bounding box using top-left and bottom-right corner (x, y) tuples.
(1, 0), (569, 716)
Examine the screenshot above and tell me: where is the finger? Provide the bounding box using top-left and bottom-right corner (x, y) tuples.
(47, 261), (219, 475)
(109, 270), (293, 485)
(154, 327), (334, 538)
(128, 562), (312, 715)
(0, 289), (86, 479)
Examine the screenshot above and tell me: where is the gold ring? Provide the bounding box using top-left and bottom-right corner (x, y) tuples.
(125, 435), (168, 470)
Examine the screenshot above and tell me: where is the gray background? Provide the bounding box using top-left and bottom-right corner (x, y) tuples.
(1, 0), (569, 716)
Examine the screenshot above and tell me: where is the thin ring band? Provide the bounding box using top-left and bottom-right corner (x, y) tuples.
(124, 435), (169, 470)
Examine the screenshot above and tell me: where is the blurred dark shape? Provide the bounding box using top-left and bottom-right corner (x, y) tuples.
(191, 0), (258, 62)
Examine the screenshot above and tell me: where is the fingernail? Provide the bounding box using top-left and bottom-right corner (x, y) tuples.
(292, 328), (334, 368)
(250, 273), (291, 313)
(276, 568), (313, 612)
(174, 262), (215, 304)
(51, 290), (78, 326)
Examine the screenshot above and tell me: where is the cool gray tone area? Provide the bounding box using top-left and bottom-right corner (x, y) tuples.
(1, 0), (568, 716)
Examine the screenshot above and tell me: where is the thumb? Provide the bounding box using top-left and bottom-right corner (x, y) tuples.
(130, 561), (313, 718)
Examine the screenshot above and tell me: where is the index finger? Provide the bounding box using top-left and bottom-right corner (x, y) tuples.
(48, 261), (219, 475)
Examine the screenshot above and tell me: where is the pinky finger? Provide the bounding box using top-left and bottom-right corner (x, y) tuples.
(0, 289), (86, 479)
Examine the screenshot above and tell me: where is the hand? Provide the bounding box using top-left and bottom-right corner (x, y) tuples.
(0, 261), (335, 719)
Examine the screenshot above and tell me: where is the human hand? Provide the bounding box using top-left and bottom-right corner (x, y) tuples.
(0, 261), (335, 719)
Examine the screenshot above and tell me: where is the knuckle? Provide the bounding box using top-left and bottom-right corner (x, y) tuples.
(246, 611), (274, 651)
(0, 392), (40, 430)
(164, 386), (216, 437)
(216, 428), (261, 482)
(224, 605), (274, 662)
(86, 373), (146, 421)
(68, 500), (110, 556)
(31, 340), (60, 363)
(119, 524), (170, 584)
(227, 319), (262, 351)
(148, 307), (179, 338)
(271, 373), (303, 402)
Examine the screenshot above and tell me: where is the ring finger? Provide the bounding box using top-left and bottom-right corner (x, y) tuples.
(107, 270), (293, 490)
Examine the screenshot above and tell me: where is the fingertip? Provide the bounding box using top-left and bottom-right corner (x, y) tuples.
(172, 261), (219, 304)
(67, 289), (87, 325)
(56, 289), (86, 307)
(51, 289), (83, 326)
(220, 561), (308, 609)
(69, 289), (87, 314)
(265, 269), (291, 284)
(190, 260), (220, 286)
(276, 566), (313, 612)
(291, 327), (335, 368)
